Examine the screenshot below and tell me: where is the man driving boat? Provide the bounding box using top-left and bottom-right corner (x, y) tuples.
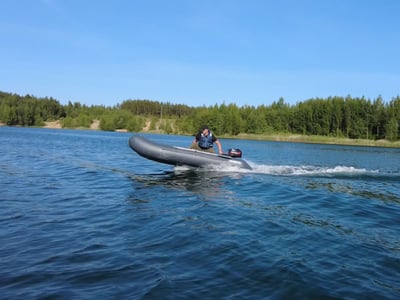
(190, 125), (223, 155)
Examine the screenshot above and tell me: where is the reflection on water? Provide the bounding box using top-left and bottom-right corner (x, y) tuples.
(127, 167), (242, 201)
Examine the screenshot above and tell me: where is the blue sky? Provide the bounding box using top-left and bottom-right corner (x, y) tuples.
(1, 0), (399, 107)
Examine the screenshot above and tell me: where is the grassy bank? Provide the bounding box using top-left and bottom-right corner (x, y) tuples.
(2, 121), (399, 148)
(222, 133), (400, 148)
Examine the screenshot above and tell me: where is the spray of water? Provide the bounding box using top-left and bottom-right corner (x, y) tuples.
(177, 160), (379, 177)
(248, 163), (374, 176)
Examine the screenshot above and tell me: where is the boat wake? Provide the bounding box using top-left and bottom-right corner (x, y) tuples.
(175, 161), (389, 179)
(248, 163), (377, 176)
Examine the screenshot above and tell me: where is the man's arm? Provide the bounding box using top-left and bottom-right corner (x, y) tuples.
(215, 140), (223, 154)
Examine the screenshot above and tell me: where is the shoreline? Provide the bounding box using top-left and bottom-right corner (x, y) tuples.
(2, 121), (399, 148)
(226, 133), (400, 148)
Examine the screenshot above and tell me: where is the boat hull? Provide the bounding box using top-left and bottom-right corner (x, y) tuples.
(129, 135), (252, 170)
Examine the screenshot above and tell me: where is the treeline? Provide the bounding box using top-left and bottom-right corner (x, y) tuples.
(1, 91), (400, 141)
(0, 92), (145, 132)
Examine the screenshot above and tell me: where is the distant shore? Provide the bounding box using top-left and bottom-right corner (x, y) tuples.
(43, 120), (62, 129)
(1, 120), (399, 148)
(230, 133), (400, 148)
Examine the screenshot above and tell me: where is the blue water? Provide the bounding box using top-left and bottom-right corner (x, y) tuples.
(1, 127), (400, 299)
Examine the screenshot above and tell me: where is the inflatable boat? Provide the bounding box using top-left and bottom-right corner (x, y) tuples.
(129, 135), (252, 170)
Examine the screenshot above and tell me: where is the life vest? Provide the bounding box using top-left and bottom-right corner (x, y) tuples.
(198, 132), (213, 149)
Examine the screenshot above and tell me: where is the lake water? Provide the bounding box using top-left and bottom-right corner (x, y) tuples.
(1, 127), (400, 299)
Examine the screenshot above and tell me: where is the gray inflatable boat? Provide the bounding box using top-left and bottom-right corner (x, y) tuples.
(129, 135), (252, 170)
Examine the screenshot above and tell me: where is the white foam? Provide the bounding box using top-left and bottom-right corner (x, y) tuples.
(173, 165), (195, 172)
(247, 162), (376, 176)
(174, 161), (377, 177)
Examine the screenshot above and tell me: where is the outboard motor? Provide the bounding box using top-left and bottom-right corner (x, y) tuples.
(228, 148), (243, 158)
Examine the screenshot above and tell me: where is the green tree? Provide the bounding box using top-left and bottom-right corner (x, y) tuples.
(385, 117), (398, 141)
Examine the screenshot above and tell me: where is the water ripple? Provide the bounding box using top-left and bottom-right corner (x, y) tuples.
(1, 128), (400, 299)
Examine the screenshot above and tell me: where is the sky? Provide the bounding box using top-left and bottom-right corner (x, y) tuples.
(1, 0), (399, 107)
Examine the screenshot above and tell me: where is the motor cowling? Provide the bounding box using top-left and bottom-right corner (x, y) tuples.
(228, 148), (242, 158)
